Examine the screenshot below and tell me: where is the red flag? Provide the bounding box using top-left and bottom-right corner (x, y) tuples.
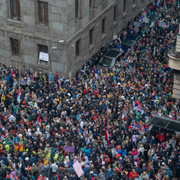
(103, 121), (110, 147)
(55, 72), (62, 88)
(11, 70), (15, 78)
(56, 171), (59, 180)
(37, 115), (42, 125)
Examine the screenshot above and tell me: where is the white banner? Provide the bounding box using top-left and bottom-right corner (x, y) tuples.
(159, 22), (166, 27)
(133, 22), (141, 27)
(143, 18), (149, 24)
(39, 52), (49, 62)
(73, 161), (84, 177)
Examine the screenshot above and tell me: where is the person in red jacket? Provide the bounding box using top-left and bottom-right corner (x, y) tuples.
(6, 172), (13, 180)
(37, 174), (44, 180)
(157, 132), (165, 142)
(94, 89), (99, 96)
(132, 148), (138, 160)
(128, 169), (137, 179)
(83, 88), (89, 94)
(103, 153), (111, 166)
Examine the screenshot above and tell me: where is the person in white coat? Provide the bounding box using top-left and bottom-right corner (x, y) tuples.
(138, 144), (145, 156)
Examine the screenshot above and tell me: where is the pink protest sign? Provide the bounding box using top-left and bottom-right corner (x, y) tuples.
(73, 161), (84, 177)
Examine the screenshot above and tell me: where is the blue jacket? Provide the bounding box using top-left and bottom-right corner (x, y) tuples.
(48, 72), (54, 82)
(30, 156), (36, 164)
(122, 150), (127, 158)
(108, 169), (113, 178)
(6, 75), (11, 82)
(84, 148), (91, 158)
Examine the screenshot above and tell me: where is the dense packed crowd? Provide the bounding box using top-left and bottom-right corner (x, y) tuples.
(0, 0), (180, 180)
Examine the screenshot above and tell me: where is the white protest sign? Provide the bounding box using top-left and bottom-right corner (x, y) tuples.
(39, 52), (49, 62)
(73, 161), (84, 177)
(143, 18), (149, 24)
(133, 22), (141, 27)
(159, 21), (166, 27)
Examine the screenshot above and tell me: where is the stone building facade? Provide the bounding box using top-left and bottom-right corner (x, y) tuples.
(168, 24), (180, 100)
(0, 0), (152, 77)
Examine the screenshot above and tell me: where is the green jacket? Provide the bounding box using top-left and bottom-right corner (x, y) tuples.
(54, 154), (59, 163)
(135, 111), (141, 121)
(13, 105), (19, 114)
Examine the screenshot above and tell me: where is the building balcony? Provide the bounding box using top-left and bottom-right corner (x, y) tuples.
(168, 48), (180, 71)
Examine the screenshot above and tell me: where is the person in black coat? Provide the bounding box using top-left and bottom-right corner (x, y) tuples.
(176, 161), (180, 179)
(153, 156), (159, 173)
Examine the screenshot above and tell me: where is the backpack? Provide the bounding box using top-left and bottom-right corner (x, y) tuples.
(148, 169), (154, 178)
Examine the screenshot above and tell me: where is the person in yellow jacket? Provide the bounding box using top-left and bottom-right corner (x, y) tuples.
(43, 158), (49, 166)
(5, 144), (10, 152)
(54, 153), (59, 163)
(1, 94), (5, 102)
(46, 150), (51, 161)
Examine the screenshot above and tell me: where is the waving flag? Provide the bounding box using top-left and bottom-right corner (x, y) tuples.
(37, 115), (42, 125)
(86, 130), (89, 145)
(17, 91), (21, 102)
(5, 137), (14, 150)
(129, 27), (134, 33)
(147, 5), (152, 10)
(119, 44), (122, 54)
(122, 105), (129, 119)
(103, 121), (110, 147)
(133, 101), (144, 115)
(143, 10), (147, 18)
(56, 171), (59, 180)
(11, 70), (15, 78)
(14, 137), (23, 151)
(157, 0), (160, 6)
(55, 72), (62, 88)
(85, 82), (88, 89)
(1, 135), (6, 141)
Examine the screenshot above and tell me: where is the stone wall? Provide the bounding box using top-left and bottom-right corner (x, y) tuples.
(173, 73), (180, 100)
(66, 0), (152, 77)
(0, 0), (152, 77)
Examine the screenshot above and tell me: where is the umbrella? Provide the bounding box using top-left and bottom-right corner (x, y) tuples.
(63, 146), (75, 153)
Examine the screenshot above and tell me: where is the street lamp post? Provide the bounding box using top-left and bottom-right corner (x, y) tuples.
(17, 33), (24, 92)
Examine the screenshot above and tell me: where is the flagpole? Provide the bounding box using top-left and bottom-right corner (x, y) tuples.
(103, 120), (110, 147)
(127, 104), (130, 125)
(120, 109), (123, 132)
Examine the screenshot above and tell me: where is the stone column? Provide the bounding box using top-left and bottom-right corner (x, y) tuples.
(168, 23), (180, 100)
(172, 71), (180, 100)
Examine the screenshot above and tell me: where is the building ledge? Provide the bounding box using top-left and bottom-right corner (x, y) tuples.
(37, 60), (49, 68)
(7, 18), (21, 24)
(10, 55), (20, 62)
(36, 23), (49, 27)
(168, 48), (180, 70)
(168, 48), (180, 60)
(34, 32), (51, 41)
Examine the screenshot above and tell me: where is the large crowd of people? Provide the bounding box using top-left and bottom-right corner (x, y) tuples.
(0, 0), (180, 180)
